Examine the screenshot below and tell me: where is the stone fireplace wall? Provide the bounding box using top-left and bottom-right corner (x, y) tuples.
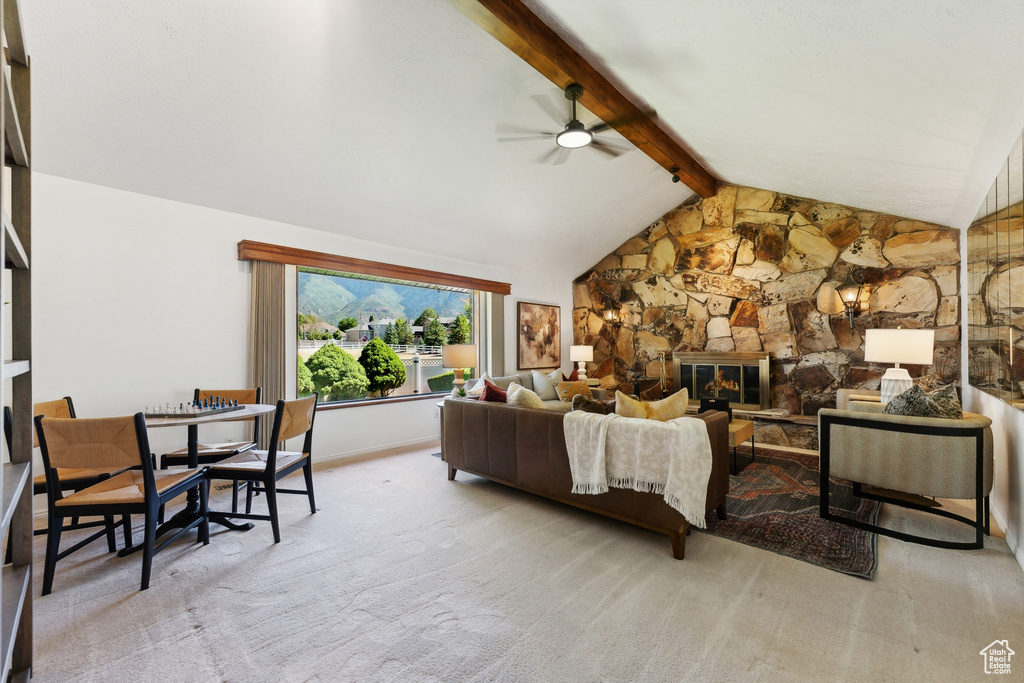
(572, 184), (961, 426)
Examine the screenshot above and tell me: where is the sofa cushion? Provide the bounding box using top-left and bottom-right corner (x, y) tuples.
(615, 389), (689, 421)
(542, 399), (572, 413)
(507, 382), (546, 410)
(486, 374), (522, 391)
(480, 379), (507, 403)
(562, 368), (579, 382)
(557, 381), (592, 403)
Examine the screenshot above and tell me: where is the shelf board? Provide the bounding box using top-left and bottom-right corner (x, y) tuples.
(1, 361), (29, 380)
(0, 565), (31, 679)
(3, 211), (28, 269)
(2, 0), (29, 66)
(2, 68), (27, 168)
(0, 462), (30, 533)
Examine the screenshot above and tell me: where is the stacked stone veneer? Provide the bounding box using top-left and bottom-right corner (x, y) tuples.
(572, 184), (961, 446)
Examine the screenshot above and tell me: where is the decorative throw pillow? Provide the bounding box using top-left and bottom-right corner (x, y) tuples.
(928, 384), (963, 419)
(557, 381), (593, 403)
(884, 384), (962, 419)
(614, 389), (690, 421)
(466, 372), (491, 396)
(562, 368), (579, 382)
(614, 390), (648, 418)
(506, 382), (546, 410)
(883, 385), (942, 418)
(480, 379), (507, 403)
(571, 393), (609, 415)
(531, 370), (559, 401)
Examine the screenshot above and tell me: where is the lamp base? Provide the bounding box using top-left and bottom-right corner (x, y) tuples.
(880, 367), (913, 404)
(576, 360), (588, 381)
(452, 371), (466, 396)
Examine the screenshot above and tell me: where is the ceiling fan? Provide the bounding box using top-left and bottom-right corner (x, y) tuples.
(497, 83), (638, 165)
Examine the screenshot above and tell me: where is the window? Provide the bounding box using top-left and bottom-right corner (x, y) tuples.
(297, 268), (475, 403)
(237, 241), (509, 408)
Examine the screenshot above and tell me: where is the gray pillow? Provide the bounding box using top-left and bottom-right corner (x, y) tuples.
(531, 369), (559, 401)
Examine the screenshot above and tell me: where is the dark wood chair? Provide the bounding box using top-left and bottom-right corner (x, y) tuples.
(159, 387), (262, 512)
(35, 413), (210, 594)
(205, 394), (317, 543)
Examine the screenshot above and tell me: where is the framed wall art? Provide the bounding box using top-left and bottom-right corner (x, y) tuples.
(517, 301), (560, 370)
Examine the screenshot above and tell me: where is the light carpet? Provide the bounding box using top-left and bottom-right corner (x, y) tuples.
(33, 446), (1024, 682)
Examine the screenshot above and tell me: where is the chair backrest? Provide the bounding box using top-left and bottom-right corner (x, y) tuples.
(196, 388), (260, 405)
(265, 394), (318, 468)
(196, 388), (263, 440)
(36, 415), (146, 470)
(4, 397), (76, 453)
(277, 394), (317, 442)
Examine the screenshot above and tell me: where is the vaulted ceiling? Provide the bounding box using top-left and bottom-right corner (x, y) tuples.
(23, 1), (1024, 277)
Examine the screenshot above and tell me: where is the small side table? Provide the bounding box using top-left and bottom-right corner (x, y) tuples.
(728, 419), (755, 475)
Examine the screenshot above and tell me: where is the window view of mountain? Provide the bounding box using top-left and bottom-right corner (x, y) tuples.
(297, 271), (469, 325)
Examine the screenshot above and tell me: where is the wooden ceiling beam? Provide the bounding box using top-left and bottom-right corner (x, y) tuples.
(451, 0), (718, 198)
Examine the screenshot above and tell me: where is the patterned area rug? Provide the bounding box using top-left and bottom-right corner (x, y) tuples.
(701, 446), (880, 578)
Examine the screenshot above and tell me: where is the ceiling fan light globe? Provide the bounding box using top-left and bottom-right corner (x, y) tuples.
(556, 128), (593, 149)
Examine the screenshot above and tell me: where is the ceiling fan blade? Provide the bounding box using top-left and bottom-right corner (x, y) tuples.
(535, 147), (562, 164)
(497, 123), (556, 136)
(551, 146), (571, 165)
(497, 134), (556, 143)
(590, 138), (629, 158)
(531, 94), (568, 127)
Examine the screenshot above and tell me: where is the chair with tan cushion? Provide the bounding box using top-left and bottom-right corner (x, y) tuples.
(818, 407), (993, 549)
(4, 398), (130, 540)
(205, 394), (318, 543)
(159, 388), (262, 512)
(36, 413), (210, 594)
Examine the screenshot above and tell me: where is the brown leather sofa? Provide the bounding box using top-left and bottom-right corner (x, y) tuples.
(441, 397), (730, 559)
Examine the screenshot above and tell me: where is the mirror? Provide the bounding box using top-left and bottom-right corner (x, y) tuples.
(967, 130), (1024, 409)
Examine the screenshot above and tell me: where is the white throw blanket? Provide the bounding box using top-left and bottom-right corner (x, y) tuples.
(563, 411), (713, 528)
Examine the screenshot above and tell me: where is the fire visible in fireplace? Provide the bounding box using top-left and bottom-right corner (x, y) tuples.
(673, 352), (771, 411)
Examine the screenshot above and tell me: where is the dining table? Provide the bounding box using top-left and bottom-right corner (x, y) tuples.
(118, 403), (276, 556)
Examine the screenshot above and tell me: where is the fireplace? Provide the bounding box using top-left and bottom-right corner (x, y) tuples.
(673, 351), (770, 411)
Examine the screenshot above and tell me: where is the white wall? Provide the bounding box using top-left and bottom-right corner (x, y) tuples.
(32, 173), (573, 463)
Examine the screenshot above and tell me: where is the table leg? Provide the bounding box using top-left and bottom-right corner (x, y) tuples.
(119, 424), (252, 557)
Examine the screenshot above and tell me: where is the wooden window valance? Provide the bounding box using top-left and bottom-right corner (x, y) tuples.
(237, 240), (511, 295)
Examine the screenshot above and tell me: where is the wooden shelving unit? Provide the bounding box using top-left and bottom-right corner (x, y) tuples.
(1, 0), (31, 678)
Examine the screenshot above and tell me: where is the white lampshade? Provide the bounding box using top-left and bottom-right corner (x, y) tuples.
(569, 345), (593, 362)
(442, 344), (477, 370)
(864, 329), (934, 403)
(864, 329), (934, 366)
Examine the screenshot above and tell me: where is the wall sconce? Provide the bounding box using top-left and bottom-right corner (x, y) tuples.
(838, 272), (863, 329)
(602, 301), (621, 327)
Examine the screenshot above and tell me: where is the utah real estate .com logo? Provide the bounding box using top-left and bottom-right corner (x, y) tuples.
(980, 640), (1014, 675)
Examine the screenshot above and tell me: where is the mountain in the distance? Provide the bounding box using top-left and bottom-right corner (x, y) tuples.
(297, 272), (469, 326)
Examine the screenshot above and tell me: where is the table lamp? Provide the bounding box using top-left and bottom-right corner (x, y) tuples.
(442, 344), (477, 395)
(569, 345), (593, 381)
(864, 328), (934, 403)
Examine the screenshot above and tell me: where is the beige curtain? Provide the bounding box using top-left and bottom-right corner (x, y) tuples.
(249, 260), (286, 448)
(477, 291), (504, 376)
